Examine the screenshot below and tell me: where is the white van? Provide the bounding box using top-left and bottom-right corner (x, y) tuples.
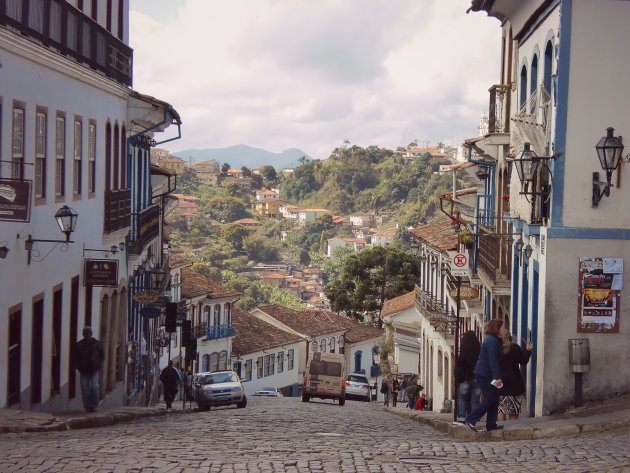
(302, 352), (347, 405)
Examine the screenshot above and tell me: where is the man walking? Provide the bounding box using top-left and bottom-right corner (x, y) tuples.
(159, 360), (181, 409)
(74, 326), (104, 413)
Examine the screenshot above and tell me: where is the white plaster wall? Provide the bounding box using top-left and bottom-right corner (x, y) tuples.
(538, 233), (630, 414)
(240, 342), (303, 396)
(560, 0), (630, 228)
(0, 31), (128, 408)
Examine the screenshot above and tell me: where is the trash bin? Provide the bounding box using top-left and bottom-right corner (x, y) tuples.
(568, 339), (590, 373)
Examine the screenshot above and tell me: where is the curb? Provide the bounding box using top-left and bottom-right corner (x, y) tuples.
(0, 407), (197, 435)
(384, 406), (630, 442)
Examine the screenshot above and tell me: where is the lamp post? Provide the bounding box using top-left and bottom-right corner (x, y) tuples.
(23, 205), (79, 264)
(593, 127), (625, 207)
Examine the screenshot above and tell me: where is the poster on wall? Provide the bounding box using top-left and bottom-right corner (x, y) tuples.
(577, 257), (622, 333)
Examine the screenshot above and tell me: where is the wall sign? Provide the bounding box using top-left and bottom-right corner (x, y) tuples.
(84, 259), (118, 287)
(0, 179), (31, 222)
(577, 257), (622, 333)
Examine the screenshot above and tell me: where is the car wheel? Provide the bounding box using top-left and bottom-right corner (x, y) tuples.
(237, 395), (247, 408)
(198, 403), (210, 411)
(302, 394), (310, 402)
(339, 397), (345, 406)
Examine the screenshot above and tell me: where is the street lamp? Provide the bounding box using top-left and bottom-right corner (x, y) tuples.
(510, 142), (556, 202)
(593, 127), (625, 207)
(22, 205), (79, 264)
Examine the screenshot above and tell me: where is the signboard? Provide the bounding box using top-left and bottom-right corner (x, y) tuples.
(84, 259), (118, 287)
(450, 252), (469, 277)
(140, 305), (161, 318)
(133, 290), (160, 304)
(0, 178), (31, 222)
(577, 257), (622, 333)
(449, 284), (479, 300)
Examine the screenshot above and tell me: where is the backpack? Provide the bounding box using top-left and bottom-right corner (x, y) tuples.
(380, 382), (388, 393)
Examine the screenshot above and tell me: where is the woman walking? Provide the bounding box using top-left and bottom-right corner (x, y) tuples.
(498, 332), (534, 420)
(463, 319), (504, 432)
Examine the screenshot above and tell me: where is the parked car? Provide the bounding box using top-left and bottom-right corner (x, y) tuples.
(302, 352), (347, 405)
(253, 387), (282, 397)
(345, 373), (371, 402)
(193, 370), (247, 411)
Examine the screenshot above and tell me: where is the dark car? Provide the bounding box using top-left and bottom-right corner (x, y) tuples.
(345, 373), (371, 402)
(193, 370), (247, 411)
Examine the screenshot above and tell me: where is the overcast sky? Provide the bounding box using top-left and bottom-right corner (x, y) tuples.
(129, 0), (501, 159)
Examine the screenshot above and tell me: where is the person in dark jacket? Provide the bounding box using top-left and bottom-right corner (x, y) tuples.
(463, 319), (504, 432)
(159, 360), (181, 409)
(498, 332), (534, 420)
(456, 330), (481, 422)
(74, 326), (104, 413)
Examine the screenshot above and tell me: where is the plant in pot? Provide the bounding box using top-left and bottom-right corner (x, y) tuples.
(459, 228), (474, 249)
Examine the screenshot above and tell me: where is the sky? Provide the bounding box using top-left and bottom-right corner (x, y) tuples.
(129, 0), (501, 160)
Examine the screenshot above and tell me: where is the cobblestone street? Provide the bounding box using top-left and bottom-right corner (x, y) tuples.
(2, 397), (630, 472)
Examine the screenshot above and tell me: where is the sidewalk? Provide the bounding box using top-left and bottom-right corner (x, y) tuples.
(0, 402), (196, 435)
(384, 392), (630, 441)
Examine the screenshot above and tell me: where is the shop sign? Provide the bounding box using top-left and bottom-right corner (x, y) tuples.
(133, 290), (159, 304)
(84, 259), (118, 287)
(0, 178), (31, 222)
(140, 305), (161, 318)
(449, 285), (479, 300)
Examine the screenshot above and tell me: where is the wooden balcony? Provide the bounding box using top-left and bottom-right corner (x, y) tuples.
(477, 232), (511, 285)
(488, 85), (510, 134)
(1, 0), (132, 86)
(104, 189), (131, 233)
(205, 324), (236, 341)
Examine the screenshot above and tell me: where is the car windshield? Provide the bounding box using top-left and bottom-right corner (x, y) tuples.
(347, 375), (368, 383)
(260, 387), (275, 391)
(309, 360), (342, 376)
(200, 372), (237, 384)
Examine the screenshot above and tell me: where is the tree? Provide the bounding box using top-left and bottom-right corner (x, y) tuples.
(221, 162), (231, 175)
(220, 224), (251, 252)
(324, 246), (419, 323)
(260, 165), (277, 185)
(206, 196), (248, 222)
(243, 235), (281, 263)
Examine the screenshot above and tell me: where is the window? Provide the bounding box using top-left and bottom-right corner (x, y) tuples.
(311, 341), (318, 353)
(91, 0), (97, 20)
(219, 351), (227, 371)
(329, 337), (336, 354)
(11, 108), (24, 179)
(269, 354), (275, 375)
(519, 65), (528, 111)
(106, 0), (112, 31)
(55, 116), (65, 196)
(35, 112), (47, 198)
(277, 352), (284, 373)
(117, 0), (124, 39)
(287, 349), (294, 370)
(224, 303), (231, 324)
(263, 355), (271, 376)
(209, 353), (219, 372)
(213, 304), (220, 326)
(338, 336), (345, 354)
(88, 122), (96, 193)
(203, 306), (211, 327)
(244, 360), (252, 381)
(73, 119), (82, 194)
(320, 339), (326, 352)
(256, 356), (263, 378)
(202, 354), (209, 372)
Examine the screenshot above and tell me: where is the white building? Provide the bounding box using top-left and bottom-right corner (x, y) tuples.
(0, 1), (180, 411)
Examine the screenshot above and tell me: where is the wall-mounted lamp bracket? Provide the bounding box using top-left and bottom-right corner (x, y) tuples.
(592, 172), (612, 207)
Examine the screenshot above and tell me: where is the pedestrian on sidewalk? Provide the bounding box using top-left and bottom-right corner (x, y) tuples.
(381, 375), (391, 407)
(399, 375), (409, 405)
(391, 376), (400, 407)
(455, 330), (481, 422)
(74, 326), (104, 413)
(498, 331), (534, 421)
(463, 319), (504, 432)
(159, 360), (181, 409)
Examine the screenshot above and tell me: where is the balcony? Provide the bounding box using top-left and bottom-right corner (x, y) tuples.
(477, 232), (511, 288)
(128, 205), (160, 254)
(104, 189), (131, 233)
(414, 285), (455, 337)
(205, 324), (236, 341)
(192, 322), (207, 339)
(1, 0), (132, 86)
(488, 85), (510, 134)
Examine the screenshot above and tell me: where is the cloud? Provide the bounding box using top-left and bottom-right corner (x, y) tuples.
(130, 0), (500, 158)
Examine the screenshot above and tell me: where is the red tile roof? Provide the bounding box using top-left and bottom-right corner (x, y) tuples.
(232, 307), (303, 356)
(257, 304), (352, 337)
(381, 291), (416, 317)
(408, 219), (458, 252)
(180, 268), (241, 300)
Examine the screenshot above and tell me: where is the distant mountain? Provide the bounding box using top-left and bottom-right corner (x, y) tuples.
(171, 144), (311, 170)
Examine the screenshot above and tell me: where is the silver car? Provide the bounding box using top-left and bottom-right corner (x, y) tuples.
(194, 371), (247, 410)
(345, 373), (371, 402)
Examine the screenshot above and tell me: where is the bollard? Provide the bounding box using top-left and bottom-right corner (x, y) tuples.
(568, 339), (590, 407)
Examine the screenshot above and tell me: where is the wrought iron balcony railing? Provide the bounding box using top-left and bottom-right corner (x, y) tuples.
(104, 189), (131, 233)
(414, 285), (456, 337)
(1, 0), (132, 86)
(192, 322), (207, 340)
(205, 324), (236, 341)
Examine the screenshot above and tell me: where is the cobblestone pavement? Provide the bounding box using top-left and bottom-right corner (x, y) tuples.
(2, 397), (630, 472)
